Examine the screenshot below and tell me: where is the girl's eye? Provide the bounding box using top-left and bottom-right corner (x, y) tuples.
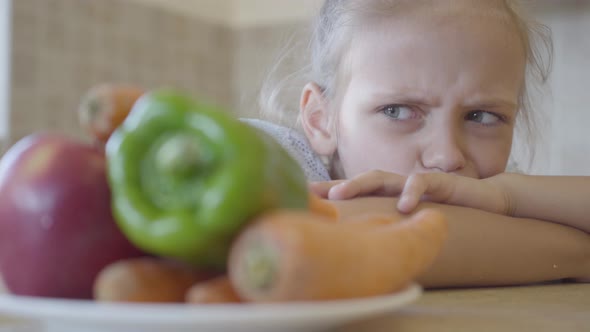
(380, 105), (417, 120)
(465, 111), (502, 125)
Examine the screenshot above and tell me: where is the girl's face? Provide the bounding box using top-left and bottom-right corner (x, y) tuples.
(304, 5), (527, 179)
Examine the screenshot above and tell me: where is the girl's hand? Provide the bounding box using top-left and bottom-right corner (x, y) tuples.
(310, 170), (512, 215)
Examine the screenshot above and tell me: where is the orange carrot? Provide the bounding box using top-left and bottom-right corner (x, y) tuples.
(93, 257), (216, 303)
(228, 209), (448, 302)
(186, 275), (242, 304)
(308, 193), (339, 221)
(78, 84), (145, 144)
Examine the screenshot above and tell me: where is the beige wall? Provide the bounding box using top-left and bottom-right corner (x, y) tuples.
(127, 0), (321, 27)
(233, 0), (321, 27)
(125, 0), (233, 25)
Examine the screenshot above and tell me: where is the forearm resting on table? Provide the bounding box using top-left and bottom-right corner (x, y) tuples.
(330, 197), (590, 288)
(496, 174), (590, 233)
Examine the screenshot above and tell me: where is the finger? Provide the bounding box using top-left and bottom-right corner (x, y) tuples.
(328, 170), (406, 200)
(397, 173), (454, 213)
(397, 174), (429, 213)
(308, 180), (345, 198)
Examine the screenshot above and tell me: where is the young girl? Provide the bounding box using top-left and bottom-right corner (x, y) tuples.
(245, 0), (590, 287)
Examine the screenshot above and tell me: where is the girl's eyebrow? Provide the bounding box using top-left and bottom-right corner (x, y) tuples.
(463, 98), (518, 110)
(368, 91), (517, 110)
(368, 92), (439, 107)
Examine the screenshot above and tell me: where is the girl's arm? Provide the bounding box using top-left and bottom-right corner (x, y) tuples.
(331, 196), (590, 288)
(313, 172), (590, 233)
(491, 174), (590, 234)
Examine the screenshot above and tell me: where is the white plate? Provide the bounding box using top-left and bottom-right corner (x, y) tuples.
(0, 283), (420, 332)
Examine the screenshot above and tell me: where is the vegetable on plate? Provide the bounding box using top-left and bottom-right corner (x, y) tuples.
(106, 91), (310, 269)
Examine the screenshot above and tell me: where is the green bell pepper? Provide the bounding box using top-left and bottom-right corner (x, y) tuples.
(106, 91), (309, 269)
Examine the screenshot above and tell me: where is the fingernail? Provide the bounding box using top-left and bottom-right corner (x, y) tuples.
(327, 188), (340, 200)
(333, 182), (346, 191)
(397, 197), (411, 213)
(328, 184), (346, 200)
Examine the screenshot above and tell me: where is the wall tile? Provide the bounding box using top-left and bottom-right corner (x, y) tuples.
(8, 0), (233, 147)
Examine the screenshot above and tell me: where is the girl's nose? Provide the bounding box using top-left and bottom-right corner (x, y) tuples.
(421, 131), (467, 173)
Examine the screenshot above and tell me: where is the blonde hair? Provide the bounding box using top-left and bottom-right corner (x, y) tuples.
(259, 0), (553, 168)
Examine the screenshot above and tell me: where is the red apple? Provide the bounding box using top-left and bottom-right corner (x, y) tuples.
(0, 133), (144, 299)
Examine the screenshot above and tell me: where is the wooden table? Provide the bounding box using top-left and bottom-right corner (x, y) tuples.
(1, 281), (588, 331)
(338, 283), (590, 332)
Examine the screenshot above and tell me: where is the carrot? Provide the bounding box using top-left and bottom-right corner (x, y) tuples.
(185, 275), (242, 304)
(78, 84), (145, 144)
(93, 257), (216, 303)
(308, 193), (339, 221)
(228, 209), (448, 302)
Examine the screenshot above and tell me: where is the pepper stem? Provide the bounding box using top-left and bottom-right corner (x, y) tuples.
(155, 133), (202, 176)
(244, 245), (277, 291)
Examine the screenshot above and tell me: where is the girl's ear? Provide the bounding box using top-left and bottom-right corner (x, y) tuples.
(299, 82), (337, 156)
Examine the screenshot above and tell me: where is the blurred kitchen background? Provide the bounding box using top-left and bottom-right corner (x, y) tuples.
(0, 0), (588, 175)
